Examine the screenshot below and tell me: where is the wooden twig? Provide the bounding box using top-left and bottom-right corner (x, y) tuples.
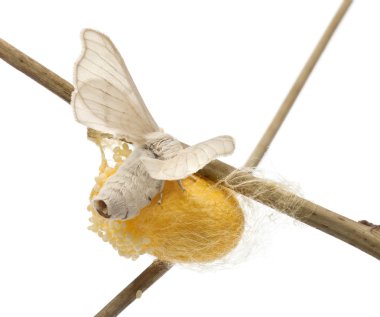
(94, 260), (173, 317)
(0, 39), (112, 142)
(0, 38), (72, 102)
(245, 0), (353, 167)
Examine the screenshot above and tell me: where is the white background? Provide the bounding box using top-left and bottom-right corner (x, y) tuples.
(1, 0), (380, 316)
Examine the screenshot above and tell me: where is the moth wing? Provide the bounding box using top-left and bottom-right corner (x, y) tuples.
(141, 136), (235, 180)
(72, 29), (159, 143)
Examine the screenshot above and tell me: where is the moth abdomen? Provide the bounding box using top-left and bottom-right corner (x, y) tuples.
(93, 148), (163, 220)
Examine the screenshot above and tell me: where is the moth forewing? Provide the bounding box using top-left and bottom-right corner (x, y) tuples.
(71, 29), (160, 144)
(71, 29), (236, 220)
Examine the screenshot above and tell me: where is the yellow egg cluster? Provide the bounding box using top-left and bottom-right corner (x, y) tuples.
(88, 141), (245, 263)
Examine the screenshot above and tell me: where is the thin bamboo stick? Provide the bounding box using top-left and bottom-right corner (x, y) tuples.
(94, 260), (173, 317)
(245, 0), (353, 167)
(0, 38), (72, 102)
(0, 38), (109, 141)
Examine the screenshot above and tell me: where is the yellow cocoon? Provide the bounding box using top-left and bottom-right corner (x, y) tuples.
(88, 143), (244, 263)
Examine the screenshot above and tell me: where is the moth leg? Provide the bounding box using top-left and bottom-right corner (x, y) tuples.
(157, 181), (165, 205)
(177, 180), (185, 192)
(189, 174), (197, 182)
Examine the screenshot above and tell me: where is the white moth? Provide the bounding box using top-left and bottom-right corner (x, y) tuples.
(71, 29), (235, 220)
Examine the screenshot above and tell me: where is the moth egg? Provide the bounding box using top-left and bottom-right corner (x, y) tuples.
(136, 290), (143, 299)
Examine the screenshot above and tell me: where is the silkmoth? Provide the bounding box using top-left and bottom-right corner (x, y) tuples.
(71, 29), (235, 220)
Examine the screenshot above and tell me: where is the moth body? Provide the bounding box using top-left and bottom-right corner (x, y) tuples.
(94, 132), (185, 219)
(93, 148), (163, 220)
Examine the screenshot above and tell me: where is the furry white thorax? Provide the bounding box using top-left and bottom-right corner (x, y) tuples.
(144, 132), (183, 160)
